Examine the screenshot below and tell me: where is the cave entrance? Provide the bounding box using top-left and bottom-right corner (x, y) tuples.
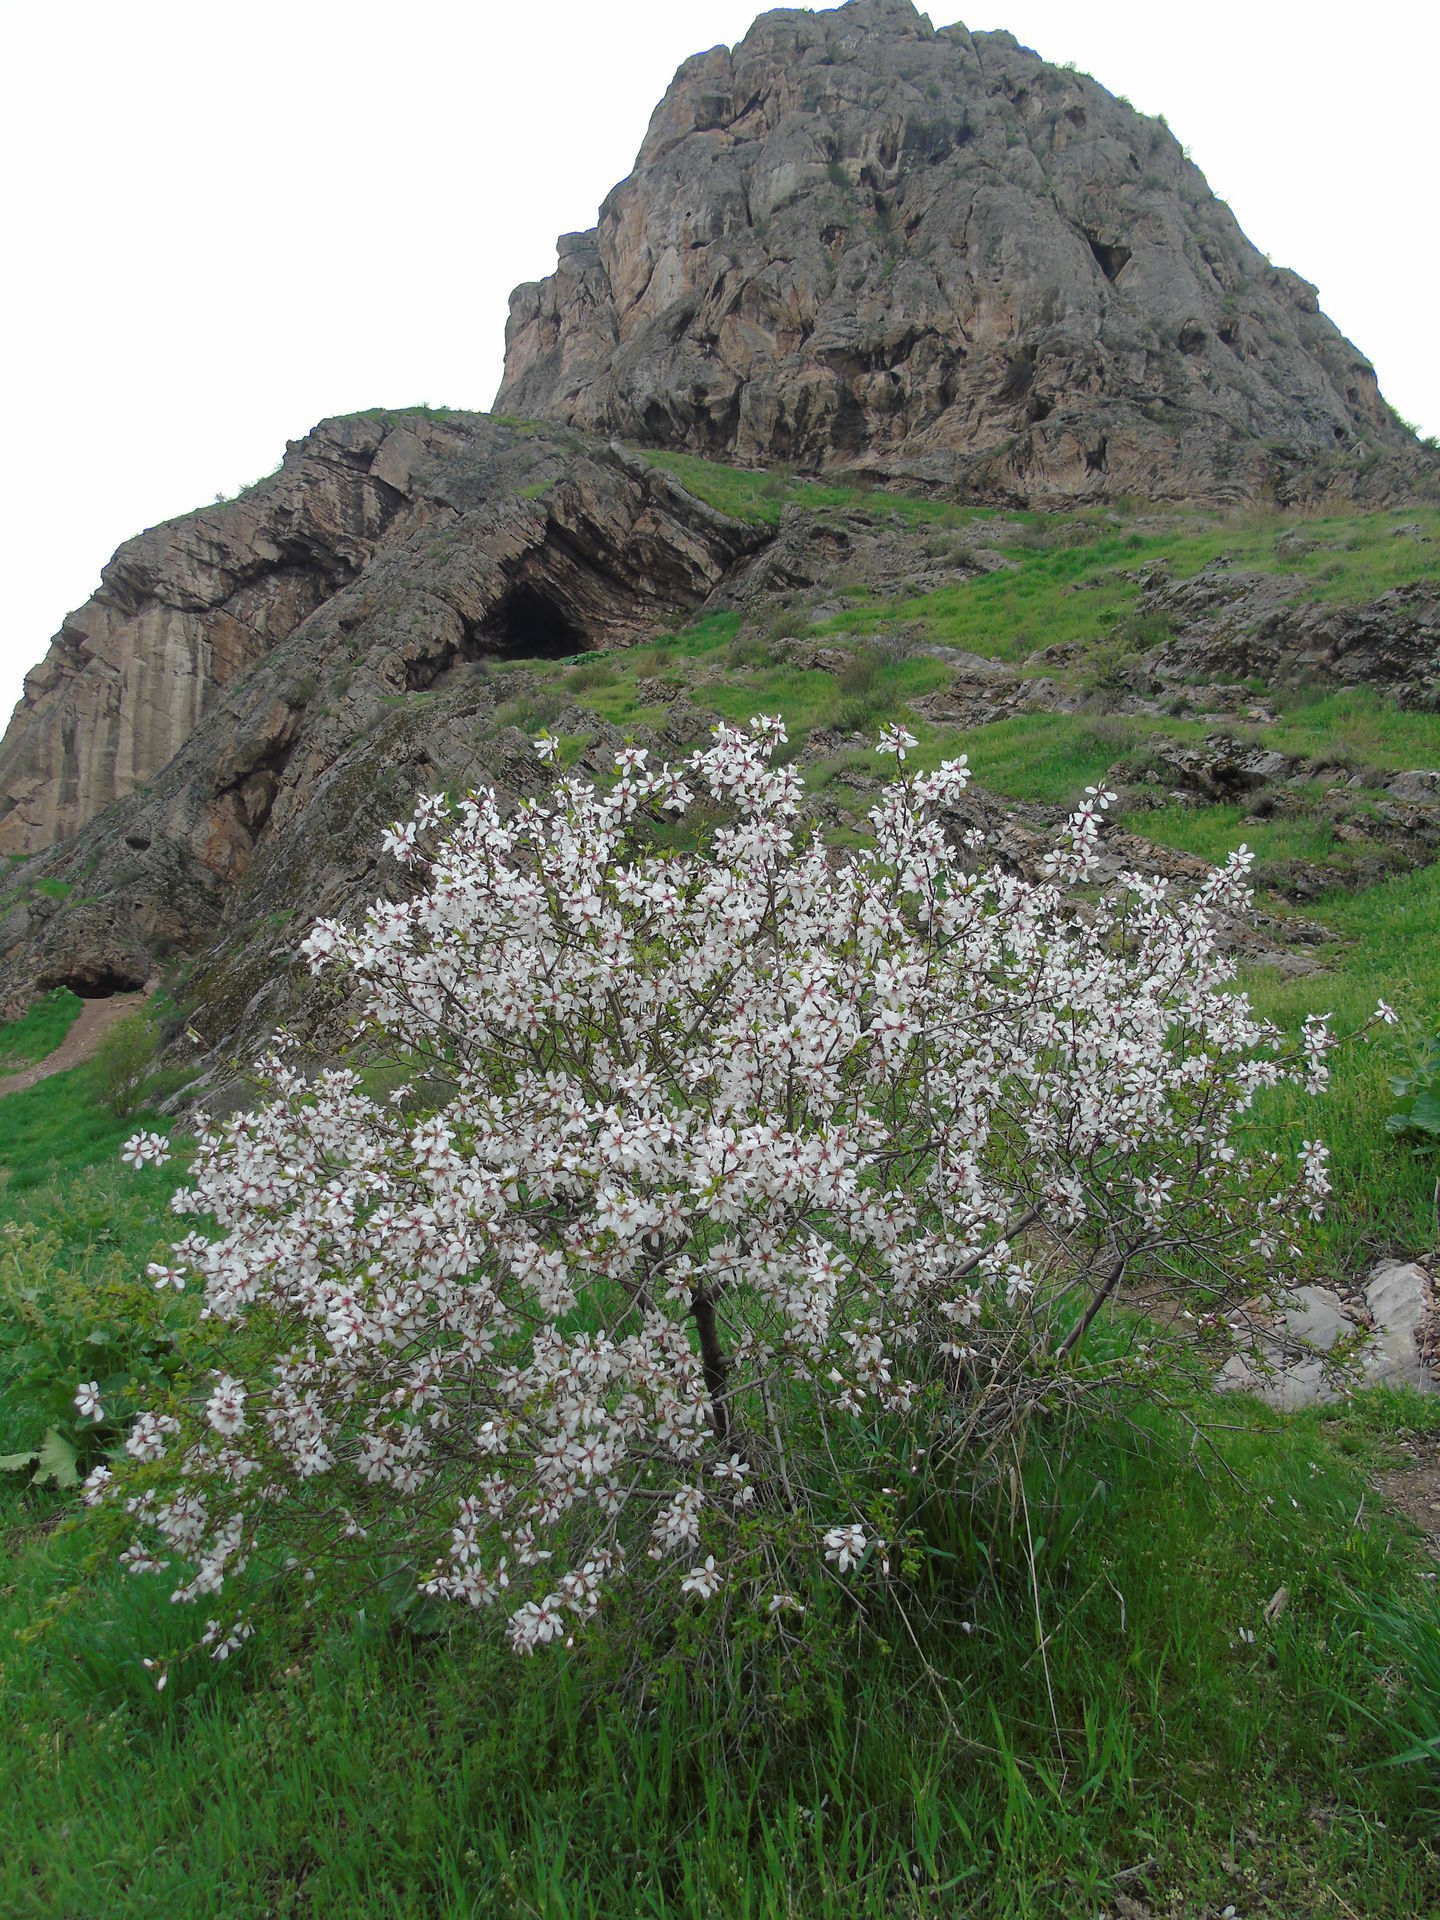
(1085, 233), (1132, 283)
(480, 582), (588, 660)
(49, 964), (148, 1000)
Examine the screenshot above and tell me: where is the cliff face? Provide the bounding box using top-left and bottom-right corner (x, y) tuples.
(0, 413), (767, 1008)
(1, 0), (1436, 1033)
(5, 0), (1429, 866)
(0, 418), (412, 858)
(497, 0), (1413, 499)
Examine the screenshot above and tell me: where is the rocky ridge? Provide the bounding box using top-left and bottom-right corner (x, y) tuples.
(498, 0), (1429, 503)
(0, 418), (410, 860)
(0, 413), (760, 867)
(4, 461), (1436, 1050)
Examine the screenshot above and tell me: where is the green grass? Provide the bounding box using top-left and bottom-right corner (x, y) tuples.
(803, 713), (1138, 819)
(710, 653), (952, 737)
(0, 989), (81, 1073)
(641, 447), (1008, 532)
(1228, 864), (1440, 1267)
(4, 453), (1440, 1914)
(3, 1298), (1438, 1917)
(1128, 800), (1358, 874)
(949, 712), (1144, 805)
(1262, 686), (1440, 773)
(551, 623), (953, 747)
(806, 506), (1439, 664)
(0, 1059), (171, 1200)
(1243, 858), (1440, 1265)
(2, 903), (1439, 1916)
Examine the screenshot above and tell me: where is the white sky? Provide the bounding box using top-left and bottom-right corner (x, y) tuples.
(2, 0), (1435, 722)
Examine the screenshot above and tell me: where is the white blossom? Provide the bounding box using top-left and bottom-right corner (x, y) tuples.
(823, 1525), (868, 1573)
(120, 1131), (170, 1170)
(105, 722), (1332, 1656)
(680, 1555), (722, 1601)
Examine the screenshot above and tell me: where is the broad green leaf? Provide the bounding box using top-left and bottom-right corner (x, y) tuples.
(35, 1427), (80, 1489)
(0, 1450), (40, 1475)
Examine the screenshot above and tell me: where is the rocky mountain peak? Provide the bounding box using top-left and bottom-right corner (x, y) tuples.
(497, 0), (1416, 501)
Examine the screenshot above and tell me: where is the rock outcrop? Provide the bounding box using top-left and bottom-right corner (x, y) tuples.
(1146, 566), (1440, 709)
(0, 413), (766, 1010)
(0, 418), (412, 859)
(0, 413), (759, 859)
(1, 0), (1436, 1050)
(498, 0), (1423, 502)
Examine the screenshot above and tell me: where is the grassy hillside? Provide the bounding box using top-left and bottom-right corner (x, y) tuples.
(2, 460), (1439, 1916)
(2, 1056), (1438, 1915)
(465, 454), (1440, 1264)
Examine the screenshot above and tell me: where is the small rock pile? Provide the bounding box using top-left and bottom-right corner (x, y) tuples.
(1218, 1260), (1435, 1410)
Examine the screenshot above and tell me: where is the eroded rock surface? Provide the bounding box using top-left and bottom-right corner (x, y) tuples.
(0, 418), (411, 859)
(498, 0), (1428, 503)
(1146, 568), (1440, 709)
(0, 414), (761, 864)
(0, 416), (766, 1016)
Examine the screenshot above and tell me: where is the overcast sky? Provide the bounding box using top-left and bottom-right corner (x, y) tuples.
(2, 0), (1435, 721)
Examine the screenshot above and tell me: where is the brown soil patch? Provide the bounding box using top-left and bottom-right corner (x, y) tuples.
(1372, 1432), (1440, 1556)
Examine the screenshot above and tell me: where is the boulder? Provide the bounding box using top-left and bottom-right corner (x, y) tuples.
(1363, 1261), (1434, 1393)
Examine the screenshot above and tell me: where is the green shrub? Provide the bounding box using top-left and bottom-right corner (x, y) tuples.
(93, 1011), (156, 1119)
(0, 1221), (182, 1490)
(492, 687), (565, 734)
(725, 632), (778, 670)
(564, 660), (616, 692)
(838, 648), (881, 696)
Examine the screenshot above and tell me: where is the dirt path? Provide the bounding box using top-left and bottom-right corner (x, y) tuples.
(0, 982), (157, 1100)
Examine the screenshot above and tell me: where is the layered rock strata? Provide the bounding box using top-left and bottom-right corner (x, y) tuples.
(0, 414), (765, 1011)
(0, 417), (410, 859)
(0, 413), (758, 860)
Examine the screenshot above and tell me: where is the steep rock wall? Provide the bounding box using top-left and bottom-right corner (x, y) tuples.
(0, 417), (430, 857)
(497, 0), (1418, 500)
(0, 416), (767, 1007)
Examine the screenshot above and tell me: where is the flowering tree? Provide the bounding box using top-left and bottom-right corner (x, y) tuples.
(98, 720), (1337, 1659)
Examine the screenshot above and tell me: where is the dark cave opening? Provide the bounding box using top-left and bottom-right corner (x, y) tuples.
(1085, 234), (1132, 283)
(480, 582), (588, 660)
(50, 963), (148, 1000)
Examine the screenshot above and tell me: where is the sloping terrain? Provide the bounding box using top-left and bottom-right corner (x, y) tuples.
(2, 8), (1440, 1905)
(3, 439), (1436, 1115)
(3, 453), (1440, 1920)
(0, 414), (762, 863)
(0, 415), (769, 1014)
